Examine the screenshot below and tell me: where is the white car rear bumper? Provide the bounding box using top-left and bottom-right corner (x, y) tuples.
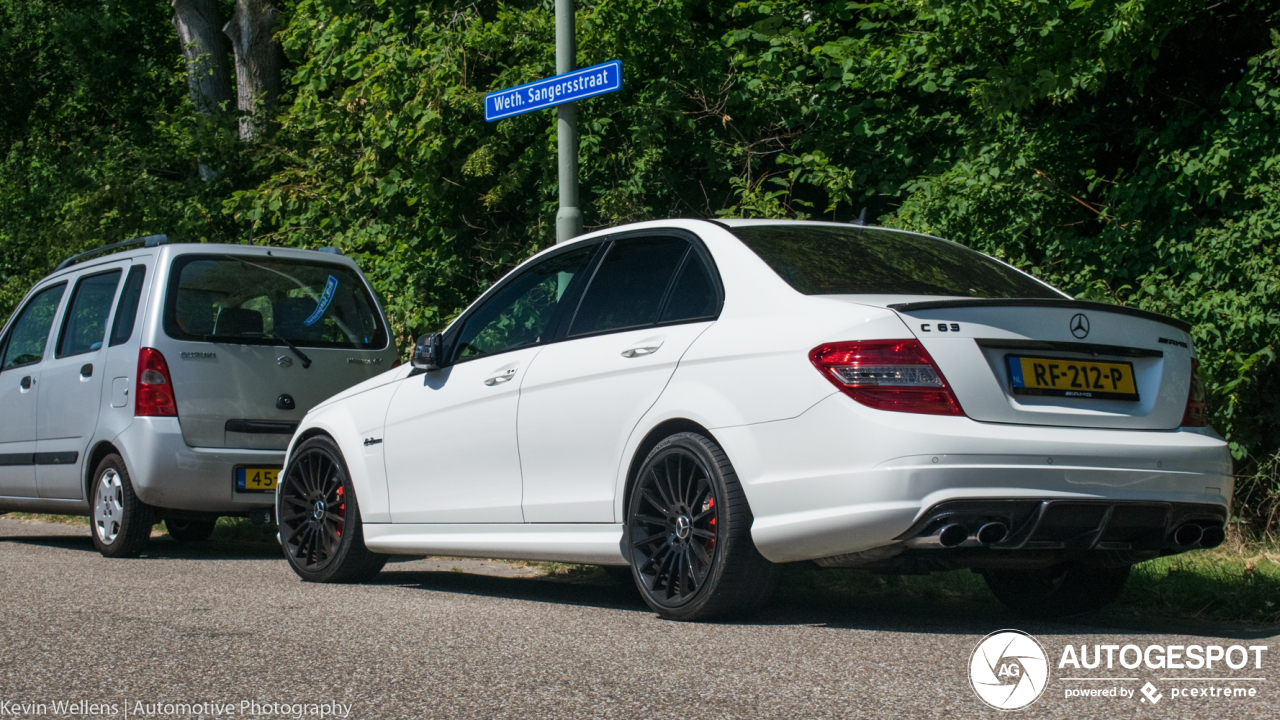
(714, 393), (1233, 563)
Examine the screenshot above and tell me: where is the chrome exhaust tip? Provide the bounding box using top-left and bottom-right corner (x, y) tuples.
(904, 523), (969, 549)
(976, 522), (1008, 545)
(938, 524), (968, 548)
(1173, 523), (1203, 548)
(1198, 524), (1226, 549)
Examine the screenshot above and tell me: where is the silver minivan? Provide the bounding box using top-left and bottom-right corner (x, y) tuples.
(0, 235), (399, 556)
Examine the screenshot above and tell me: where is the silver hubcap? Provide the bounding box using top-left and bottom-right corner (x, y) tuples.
(93, 469), (124, 544)
(312, 500), (326, 520)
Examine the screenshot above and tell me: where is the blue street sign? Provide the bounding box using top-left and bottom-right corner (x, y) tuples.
(485, 60), (623, 122)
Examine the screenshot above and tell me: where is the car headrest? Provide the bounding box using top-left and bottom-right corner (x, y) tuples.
(214, 307), (263, 336)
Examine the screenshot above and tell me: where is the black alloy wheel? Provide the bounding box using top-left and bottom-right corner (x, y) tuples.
(278, 435), (386, 583)
(625, 432), (776, 620)
(630, 446), (719, 603)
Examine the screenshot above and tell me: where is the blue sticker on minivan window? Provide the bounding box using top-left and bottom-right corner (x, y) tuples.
(304, 276), (338, 326)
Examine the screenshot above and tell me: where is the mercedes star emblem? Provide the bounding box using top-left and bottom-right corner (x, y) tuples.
(674, 515), (692, 540)
(1069, 313), (1090, 339)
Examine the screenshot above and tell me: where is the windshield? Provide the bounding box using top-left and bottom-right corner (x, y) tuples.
(730, 224), (1063, 299)
(163, 254), (387, 350)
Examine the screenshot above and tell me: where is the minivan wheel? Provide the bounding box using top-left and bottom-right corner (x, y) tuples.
(165, 517), (217, 543)
(625, 432), (777, 621)
(983, 563), (1131, 619)
(278, 435), (386, 583)
(90, 454), (153, 558)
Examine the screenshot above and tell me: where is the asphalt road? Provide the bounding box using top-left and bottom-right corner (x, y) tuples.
(0, 518), (1274, 720)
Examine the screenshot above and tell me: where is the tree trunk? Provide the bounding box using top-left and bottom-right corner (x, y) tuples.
(173, 0), (234, 180)
(172, 0), (233, 117)
(224, 0), (282, 141)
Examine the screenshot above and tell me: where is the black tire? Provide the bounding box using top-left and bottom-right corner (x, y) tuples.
(624, 431), (777, 621)
(983, 563), (1131, 619)
(89, 454), (153, 558)
(165, 517), (217, 542)
(278, 435), (387, 583)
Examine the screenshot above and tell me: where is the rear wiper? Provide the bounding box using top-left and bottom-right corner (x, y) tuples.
(262, 332), (312, 369)
(204, 332), (313, 369)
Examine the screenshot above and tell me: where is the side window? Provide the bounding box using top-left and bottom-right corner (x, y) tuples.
(1, 284), (67, 371)
(569, 235), (688, 337)
(109, 265), (147, 347)
(56, 270), (122, 358)
(453, 245), (596, 362)
(659, 251), (718, 323)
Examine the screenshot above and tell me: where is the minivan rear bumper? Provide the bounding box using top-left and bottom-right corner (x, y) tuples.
(713, 393), (1233, 564)
(116, 417), (282, 512)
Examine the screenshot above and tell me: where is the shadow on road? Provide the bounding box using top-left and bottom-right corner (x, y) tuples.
(381, 568), (649, 613)
(377, 565), (1279, 641)
(0, 532), (284, 560)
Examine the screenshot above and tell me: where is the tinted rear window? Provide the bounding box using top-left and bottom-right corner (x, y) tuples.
(569, 236), (689, 336)
(730, 225), (1062, 299)
(57, 270), (121, 357)
(164, 255), (386, 350)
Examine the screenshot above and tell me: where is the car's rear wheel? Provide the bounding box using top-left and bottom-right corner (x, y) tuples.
(278, 435), (386, 583)
(165, 517), (217, 542)
(90, 454), (153, 558)
(983, 563), (1131, 618)
(625, 431), (776, 621)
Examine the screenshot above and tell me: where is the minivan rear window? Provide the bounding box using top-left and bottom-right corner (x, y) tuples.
(163, 255), (387, 350)
(730, 224), (1062, 299)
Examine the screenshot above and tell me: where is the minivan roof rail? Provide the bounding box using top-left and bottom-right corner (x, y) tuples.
(55, 234), (169, 272)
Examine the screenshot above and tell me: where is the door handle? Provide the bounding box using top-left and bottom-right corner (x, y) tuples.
(484, 367), (518, 386)
(621, 344), (663, 358)
(20, 376), (34, 390)
(80, 364), (93, 378)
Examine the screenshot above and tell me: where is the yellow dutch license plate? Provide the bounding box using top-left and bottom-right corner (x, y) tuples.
(236, 467), (279, 493)
(1007, 355), (1139, 401)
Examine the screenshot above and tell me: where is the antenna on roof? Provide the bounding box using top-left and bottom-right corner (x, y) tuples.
(850, 207), (867, 226)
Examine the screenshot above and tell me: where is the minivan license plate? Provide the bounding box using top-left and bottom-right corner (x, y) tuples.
(1006, 355), (1139, 401)
(236, 467), (279, 492)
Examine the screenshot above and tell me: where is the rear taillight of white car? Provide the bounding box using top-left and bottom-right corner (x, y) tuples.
(136, 347), (178, 417)
(1181, 357), (1207, 427)
(810, 340), (963, 416)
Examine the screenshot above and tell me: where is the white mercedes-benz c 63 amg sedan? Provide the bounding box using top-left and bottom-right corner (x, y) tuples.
(276, 219), (1231, 620)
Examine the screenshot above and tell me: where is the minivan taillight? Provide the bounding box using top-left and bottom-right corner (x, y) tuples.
(810, 340), (963, 416)
(136, 347), (177, 417)
(1181, 357), (1207, 427)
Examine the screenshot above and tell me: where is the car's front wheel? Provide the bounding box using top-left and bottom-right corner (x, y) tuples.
(625, 431), (776, 621)
(90, 454), (153, 558)
(983, 563), (1131, 618)
(278, 435), (386, 583)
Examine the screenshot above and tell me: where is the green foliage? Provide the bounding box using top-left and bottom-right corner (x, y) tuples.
(2, 0), (1278, 524)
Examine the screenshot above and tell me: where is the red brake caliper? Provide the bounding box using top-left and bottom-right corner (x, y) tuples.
(335, 485), (345, 538)
(706, 496), (716, 551)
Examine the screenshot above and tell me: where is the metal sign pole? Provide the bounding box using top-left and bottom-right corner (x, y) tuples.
(555, 0), (582, 244)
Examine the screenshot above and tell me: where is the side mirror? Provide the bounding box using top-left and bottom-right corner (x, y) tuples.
(411, 332), (444, 371)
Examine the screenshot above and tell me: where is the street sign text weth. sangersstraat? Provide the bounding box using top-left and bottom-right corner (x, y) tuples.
(484, 60), (622, 122)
